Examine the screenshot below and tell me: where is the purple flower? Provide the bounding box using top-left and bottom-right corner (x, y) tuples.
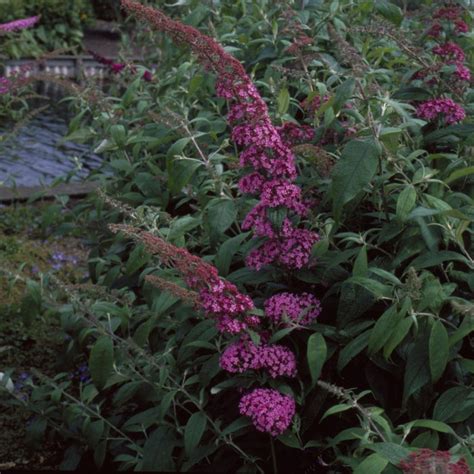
(416, 98), (466, 125)
(433, 42), (465, 62)
(454, 63), (471, 82)
(246, 220), (319, 270)
(264, 292), (321, 327)
(0, 16), (40, 32)
(220, 338), (297, 378)
(0, 77), (10, 94)
(199, 279), (255, 334)
(239, 388), (295, 436)
(143, 70), (153, 81)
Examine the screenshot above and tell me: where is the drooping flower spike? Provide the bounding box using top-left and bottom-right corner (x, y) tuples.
(121, 0), (319, 271)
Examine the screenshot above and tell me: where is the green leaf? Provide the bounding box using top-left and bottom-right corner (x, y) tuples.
(338, 329), (371, 371)
(330, 139), (380, 220)
(353, 246), (368, 277)
(320, 403), (352, 421)
(307, 333), (327, 387)
(168, 157), (203, 194)
(142, 426), (175, 471)
(449, 316), (474, 347)
(396, 186), (417, 221)
(445, 166), (474, 184)
(277, 87), (290, 115)
(368, 305), (402, 355)
(333, 78), (356, 112)
(403, 338), (430, 404)
(409, 419), (455, 435)
(184, 412), (207, 457)
(221, 418), (252, 436)
(429, 321), (449, 383)
(215, 232), (250, 276)
(88, 337), (114, 390)
(365, 443), (411, 465)
(110, 124), (127, 147)
(433, 386), (471, 422)
(375, 0), (403, 25)
(125, 243), (150, 276)
(410, 251), (470, 270)
(383, 318), (413, 359)
(204, 198), (237, 235)
(348, 276), (392, 298)
(354, 453), (388, 474)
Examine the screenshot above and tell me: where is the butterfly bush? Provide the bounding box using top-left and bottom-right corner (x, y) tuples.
(111, 225), (256, 334)
(414, 7), (469, 124)
(121, 0), (323, 436)
(416, 98), (466, 125)
(0, 16), (40, 32)
(399, 449), (470, 474)
(220, 338), (297, 378)
(265, 292), (321, 326)
(239, 388), (296, 436)
(88, 50), (153, 81)
(122, 0), (319, 272)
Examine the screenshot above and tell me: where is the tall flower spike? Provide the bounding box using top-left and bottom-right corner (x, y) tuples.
(109, 224), (255, 334)
(0, 16), (40, 32)
(121, 0), (319, 270)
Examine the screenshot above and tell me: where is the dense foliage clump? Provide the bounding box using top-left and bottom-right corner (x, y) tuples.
(1, 0), (473, 472)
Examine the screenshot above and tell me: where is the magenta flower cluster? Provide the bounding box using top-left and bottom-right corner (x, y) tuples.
(121, 0), (325, 437)
(428, 6), (468, 37)
(0, 15), (39, 32)
(265, 292), (321, 326)
(220, 338), (297, 378)
(433, 41), (465, 62)
(421, 6), (471, 86)
(215, 73), (318, 271)
(414, 5), (470, 125)
(416, 98), (466, 125)
(89, 50), (153, 82)
(199, 279), (256, 334)
(239, 388), (296, 436)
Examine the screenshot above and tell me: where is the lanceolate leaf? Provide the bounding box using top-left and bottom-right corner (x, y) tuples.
(403, 338), (430, 405)
(89, 337), (114, 390)
(184, 411), (207, 456)
(368, 305), (402, 355)
(307, 333), (327, 387)
(331, 139), (380, 220)
(429, 321), (449, 383)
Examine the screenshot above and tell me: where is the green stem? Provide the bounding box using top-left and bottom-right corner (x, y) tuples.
(270, 435), (278, 474)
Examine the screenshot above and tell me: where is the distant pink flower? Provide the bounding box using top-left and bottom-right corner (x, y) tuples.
(433, 42), (465, 62)
(454, 19), (469, 34)
(239, 388), (295, 436)
(433, 7), (463, 21)
(0, 77), (10, 94)
(454, 63), (471, 82)
(0, 15), (40, 32)
(416, 98), (465, 125)
(142, 70), (153, 81)
(399, 449), (470, 474)
(427, 22), (443, 38)
(277, 122), (314, 146)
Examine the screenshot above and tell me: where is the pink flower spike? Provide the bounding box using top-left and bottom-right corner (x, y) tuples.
(0, 15), (40, 32)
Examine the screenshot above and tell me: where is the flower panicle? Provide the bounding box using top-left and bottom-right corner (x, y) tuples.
(0, 15), (40, 32)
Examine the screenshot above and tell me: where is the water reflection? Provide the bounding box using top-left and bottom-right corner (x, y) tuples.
(0, 107), (101, 187)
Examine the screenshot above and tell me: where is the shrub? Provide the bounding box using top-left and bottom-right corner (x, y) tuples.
(2, 0), (474, 472)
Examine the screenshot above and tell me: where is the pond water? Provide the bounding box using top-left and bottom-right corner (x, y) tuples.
(0, 107), (102, 187)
